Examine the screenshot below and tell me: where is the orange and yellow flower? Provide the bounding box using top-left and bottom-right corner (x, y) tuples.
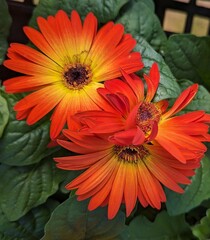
(55, 63), (210, 219)
(3, 10), (143, 139)
(55, 129), (200, 219)
(74, 63), (210, 163)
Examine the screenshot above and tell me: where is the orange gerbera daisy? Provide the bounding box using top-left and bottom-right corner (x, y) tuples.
(3, 10), (143, 139)
(55, 129), (200, 219)
(74, 63), (210, 163)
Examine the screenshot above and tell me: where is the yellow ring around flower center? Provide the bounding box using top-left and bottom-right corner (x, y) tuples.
(114, 145), (149, 164)
(63, 63), (92, 90)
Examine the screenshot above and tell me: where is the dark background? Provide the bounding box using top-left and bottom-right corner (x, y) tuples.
(1, 0), (210, 81)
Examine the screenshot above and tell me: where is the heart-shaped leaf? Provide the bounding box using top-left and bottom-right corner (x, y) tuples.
(29, 0), (129, 28)
(42, 196), (127, 240)
(0, 199), (58, 240)
(164, 34), (210, 90)
(121, 211), (192, 240)
(117, 0), (167, 50)
(0, 89), (56, 166)
(0, 158), (65, 221)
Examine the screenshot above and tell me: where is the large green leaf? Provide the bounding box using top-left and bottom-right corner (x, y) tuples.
(0, 89), (56, 166)
(164, 34), (210, 90)
(135, 36), (180, 101)
(0, 199), (58, 240)
(179, 79), (210, 113)
(29, 0), (129, 28)
(0, 158), (64, 221)
(166, 157), (210, 216)
(42, 196), (127, 240)
(121, 211), (192, 240)
(117, 0), (167, 51)
(0, 91), (9, 137)
(0, 0), (12, 64)
(192, 208), (210, 240)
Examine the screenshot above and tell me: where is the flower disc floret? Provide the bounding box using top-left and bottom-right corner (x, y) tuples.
(136, 102), (161, 135)
(115, 145), (149, 163)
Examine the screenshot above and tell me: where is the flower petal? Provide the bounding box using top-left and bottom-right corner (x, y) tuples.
(163, 84), (198, 119)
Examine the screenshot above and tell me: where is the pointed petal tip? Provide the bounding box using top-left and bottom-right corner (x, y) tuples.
(88, 202), (97, 211)
(108, 209), (117, 220)
(151, 62), (159, 71)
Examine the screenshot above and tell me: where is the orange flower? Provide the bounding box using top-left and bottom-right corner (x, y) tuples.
(3, 10), (143, 139)
(74, 63), (210, 163)
(55, 63), (210, 219)
(55, 130), (200, 219)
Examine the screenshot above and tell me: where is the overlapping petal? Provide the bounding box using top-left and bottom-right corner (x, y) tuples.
(55, 63), (210, 219)
(74, 63), (210, 163)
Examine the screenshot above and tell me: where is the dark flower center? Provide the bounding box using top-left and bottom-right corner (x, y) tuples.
(63, 64), (92, 89)
(136, 102), (160, 135)
(115, 145), (149, 163)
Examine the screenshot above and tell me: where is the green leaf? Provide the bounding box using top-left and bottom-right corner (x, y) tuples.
(0, 158), (64, 221)
(166, 156), (210, 216)
(0, 91), (9, 137)
(0, 89), (56, 166)
(29, 0), (129, 28)
(0, 0), (12, 64)
(123, 211), (192, 240)
(164, 34), (210, 90)
(135, 36), (181, 101)
(179, 79), (210, 113)
(0, 199), (58, 240)
(133, 0), (155, 10)
(42, 196), (127, 240)
(192, 208), (210, 240)
(117, 0), (167, 51)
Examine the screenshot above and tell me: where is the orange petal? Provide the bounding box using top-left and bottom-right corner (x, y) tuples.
(109, 127), (145, 146)
(76, 158), (114, 195)
(146, 157), (188, 193)
(104, 78), (137, 106)
(121, 70), (144, 103)
(23, 26), (61, 63)
(7, 43), (60, 71)
(88, 163), (118, 211)
(81, 12), (97, 54)
(137, 162), (163, 209)
(144, 63), (160, 102)
(4, 59), (59, 76)
(50, 94), (72, 140)
(163, 84), (198, 119)
(65, 155), (110, 189)
(108, 162), (126, 219)
(56, 149), (111, 170)
(124, 166), (137, 217)
(3, 75), (60, 93)
(37, 16), (66, 59)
